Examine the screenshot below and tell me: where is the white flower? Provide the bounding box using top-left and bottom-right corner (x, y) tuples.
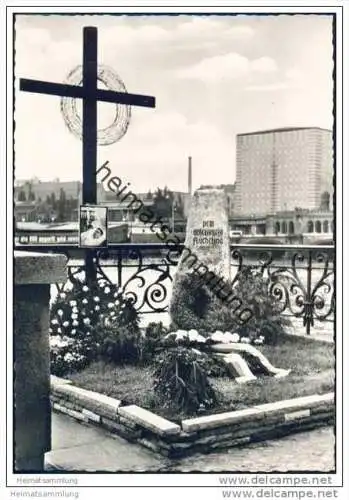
(94, 305), (100, 311)
(59, 292), (66, 299)
(223, 332), (240, 343)
(110, 311), (116, 317)
(71, 313), (78, 320)
(188, 329), (199, 342)
(254, 338), (263, 345)
(50, 337), (63, 348)
(210, 331), (226, 343)
(83, 318), (91, 325)
(107, 302), (114, 309)
(93, 296), (100, 302)
(259, 335), (265, 342)
(51, 319), (59, 325)
(71, 329), (76, 335)
(72, 320), (79, 326)
(57, 327), (62, 333)
(104, 286), (111, 294)
(113, 292), (119, 298)
(82, 286), (89, 292)
(196, 334), (207, 343)
(63, 321), (70, 327)
(57, 309), (64, 317)
(240, 337), (251, 344)
(64, 353), (74, 362)
(72, 307), (78, 313)
(69, 300), (77, 307)
(82, 298), (88, 304)
(175, 330), (188, 341)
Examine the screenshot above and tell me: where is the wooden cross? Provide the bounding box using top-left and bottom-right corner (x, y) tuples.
(20, 26), (156, 206)
(20, 26), (156, 281)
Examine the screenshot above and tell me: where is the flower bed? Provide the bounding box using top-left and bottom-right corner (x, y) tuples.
(65, 334), (334, 422)
(49, 270), (334, 422)
(51, 375), (334, 458)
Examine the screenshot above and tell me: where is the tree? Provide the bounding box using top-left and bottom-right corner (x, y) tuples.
(18, 190), (26, 202)
(152, 187), (173, 219)
(174, 195), (185, 220)
(57, 188), (67, 221)
(320, 192), (330, 211)
(28, 189), (35, 201)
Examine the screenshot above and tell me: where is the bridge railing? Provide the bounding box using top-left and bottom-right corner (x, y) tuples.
(15, 243), (335, 337)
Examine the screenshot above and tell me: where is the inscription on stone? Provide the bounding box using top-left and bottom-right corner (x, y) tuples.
(193, 220), (224, 247)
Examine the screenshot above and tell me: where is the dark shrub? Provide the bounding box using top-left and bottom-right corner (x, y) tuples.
(93, 320), (142, 365)
(170, 273), (238, 332)
(139, 321), (168, 365)
(169, 268), (291, 344)
(232, 267), (291, 344)
(153, 346), (219, 415)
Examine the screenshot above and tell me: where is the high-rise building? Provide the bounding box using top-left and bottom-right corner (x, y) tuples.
(235, 127), (333, 216)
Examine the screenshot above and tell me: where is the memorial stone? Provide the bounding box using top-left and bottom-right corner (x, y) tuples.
(180, 187), (230, 278)
(170, 188), (233, 330)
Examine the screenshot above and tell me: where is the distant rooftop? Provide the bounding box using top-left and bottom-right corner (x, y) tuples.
(237, 127), (332, 137)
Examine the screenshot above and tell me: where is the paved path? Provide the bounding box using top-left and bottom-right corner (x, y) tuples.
(45, 412), (335, 472)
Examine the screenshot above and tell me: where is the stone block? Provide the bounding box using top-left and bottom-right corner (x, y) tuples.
(52, 384), (121, 419)
(182, 407), (264, 433)
(170, 188), (236, 329)
(50, 375), (72, 386)
(176, 188), (231, 278)
(14, 251), (67, 472)
(15, 251), (67, 285)
(284, 409), (311, 422)
(82, 409), (101, 423)
(53, 403), (88, 422)
(254, 393), (334, 415)
(118, 405), (181, 436)
(100, 417), (142, 441)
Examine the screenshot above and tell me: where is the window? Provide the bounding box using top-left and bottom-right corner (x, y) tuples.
(323, 220), (329, 233)
(308, 221), (314, 233)
(289, 221), (295, 234)
(281, 221), (287, 233)
(275, 221), (280, 233)
(315, 220), (322, 233)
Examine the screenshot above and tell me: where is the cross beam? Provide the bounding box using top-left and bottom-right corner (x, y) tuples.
(19, 80), (155, 108)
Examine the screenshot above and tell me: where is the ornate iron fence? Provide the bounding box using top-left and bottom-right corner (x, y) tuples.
(15, 243), (335, 336)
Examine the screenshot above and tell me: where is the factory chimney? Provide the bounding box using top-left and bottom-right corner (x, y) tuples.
(188, 156), (192, 195)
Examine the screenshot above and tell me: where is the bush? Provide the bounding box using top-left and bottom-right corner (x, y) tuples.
(153, 346), (220, 415)
(139, 321), (169, 365)
(169, 268), (291, 345)
(93, 320), (142, 365)
(233, 267), (291, 344)
(50, 278), (140, 375)
(170, 273), (238, 332)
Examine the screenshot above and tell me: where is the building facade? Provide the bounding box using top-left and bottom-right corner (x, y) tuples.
(235, 127), (333, 216)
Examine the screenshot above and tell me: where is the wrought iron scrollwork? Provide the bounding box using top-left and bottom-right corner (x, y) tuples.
(50, 243), (333, 335)
(231, 245), (334, 335)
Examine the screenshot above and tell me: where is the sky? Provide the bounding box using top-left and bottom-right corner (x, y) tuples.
(14, 14), (334, 192)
